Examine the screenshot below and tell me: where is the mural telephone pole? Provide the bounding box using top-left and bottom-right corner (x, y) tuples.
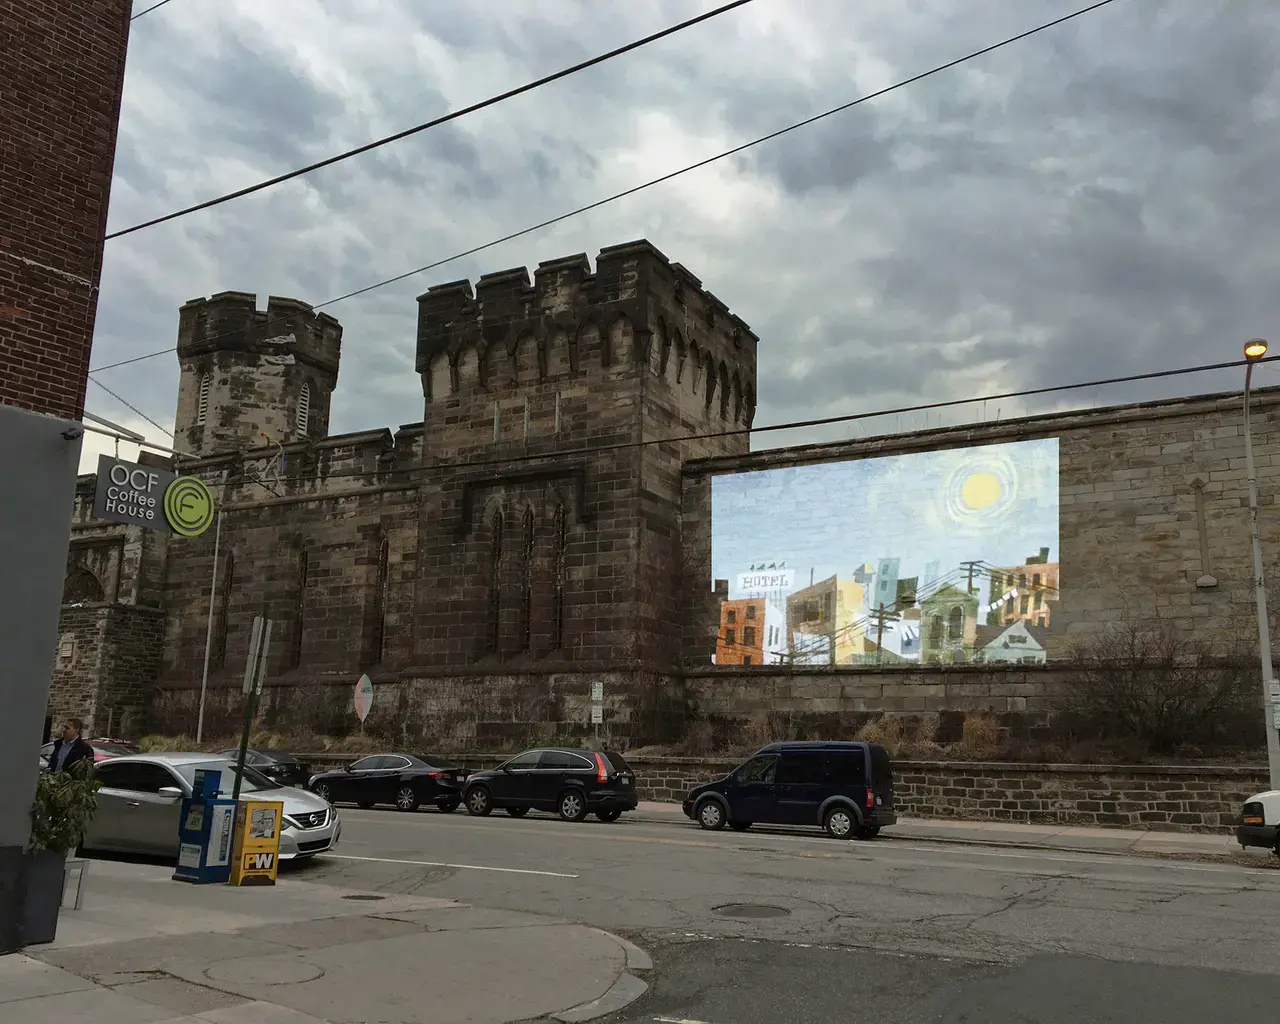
(960, 560), (983, 594)
(867, 603), (900, 665)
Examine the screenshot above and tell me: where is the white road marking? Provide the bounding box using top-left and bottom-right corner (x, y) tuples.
(654, 1017), (713, 1024)
(327, 853), (579, 878)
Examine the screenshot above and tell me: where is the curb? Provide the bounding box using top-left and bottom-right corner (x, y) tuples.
(627, 810), (1232, 861)
(550, 932), (652, 1023)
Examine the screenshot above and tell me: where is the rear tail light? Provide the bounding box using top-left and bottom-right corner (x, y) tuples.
(866, 788), (875, 809)
(593, 753), (609, 783)
(427, 771), (449, 779)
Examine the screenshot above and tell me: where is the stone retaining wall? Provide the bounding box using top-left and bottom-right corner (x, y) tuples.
(300, 751), (1266, 833)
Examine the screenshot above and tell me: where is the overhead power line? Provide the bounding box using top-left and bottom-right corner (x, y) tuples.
(85, 352), (1272, 487)
(88, 377), (174, 438)
(132, 0), (176, 20)
(106, 0), (762, 240)
(88, 0), (1119, 375)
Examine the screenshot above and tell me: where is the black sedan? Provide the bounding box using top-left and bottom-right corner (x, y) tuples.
(463, 747), (637, 822)
(215, 748), (313, 788)
(308, 753), (467, 812)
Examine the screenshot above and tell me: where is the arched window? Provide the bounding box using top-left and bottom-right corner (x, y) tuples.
(520, 506), (534, 652)
(487, 510), (504, 654)
(62, 567), (104, 604)
(196, 374), (211, 427)
(947, 605), (964, 642)
(296, 382), (311, 435)
(551, 503), (567, 651)
(213, 552), (235, 668)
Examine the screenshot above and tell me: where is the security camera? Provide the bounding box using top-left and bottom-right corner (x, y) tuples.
(61, 427), (85, 441)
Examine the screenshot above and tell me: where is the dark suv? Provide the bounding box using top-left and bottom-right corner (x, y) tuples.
(682, 741), (896, 839)
(463, 747), (638, 823)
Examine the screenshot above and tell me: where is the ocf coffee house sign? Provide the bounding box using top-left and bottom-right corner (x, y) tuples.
(93, 455), (216, 537)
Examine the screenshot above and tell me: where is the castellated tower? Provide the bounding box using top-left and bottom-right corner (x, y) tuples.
(412, 238), (757, 675)
(173, 292), (342, 457)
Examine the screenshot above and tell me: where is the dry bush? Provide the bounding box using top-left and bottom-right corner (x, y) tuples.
(949, 712), (1004, 759)
(1057, 623), (1262, 755)
(855, 714), (906, 751)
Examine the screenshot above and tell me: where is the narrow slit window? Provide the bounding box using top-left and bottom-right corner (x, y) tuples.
(196, 374), (211, 426)
(370, 537), (390, 664)
(488, 510), (504, 654)
(213, 551), (235, 668)
(551, 503), (567, 650)
(290, 548), (308, 667)
(297, 382), (311, 434)
(520, 506), (534, 651)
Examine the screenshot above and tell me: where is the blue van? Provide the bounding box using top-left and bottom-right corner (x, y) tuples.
(681, 740), (896, 839)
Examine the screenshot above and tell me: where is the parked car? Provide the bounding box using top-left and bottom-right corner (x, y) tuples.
(215, 748), (313, 788)
(1236, 788), (1280, 855)
(41, 739), (138, 765)
(682, 740), (896, 840)
(308, 753), (467, 812)
(80, 752), (339, 860)
(463, 747), (638, 822)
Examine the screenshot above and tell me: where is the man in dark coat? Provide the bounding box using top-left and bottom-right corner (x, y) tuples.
(48, 718), (94, 774)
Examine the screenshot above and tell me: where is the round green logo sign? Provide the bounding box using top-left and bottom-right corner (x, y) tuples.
(163, 476), (215, 537)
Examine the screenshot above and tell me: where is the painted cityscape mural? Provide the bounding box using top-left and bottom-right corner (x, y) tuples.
(710, 438), (1060, 667)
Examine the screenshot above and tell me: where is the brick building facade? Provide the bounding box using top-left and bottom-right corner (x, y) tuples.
(49, 238), (1280, 747)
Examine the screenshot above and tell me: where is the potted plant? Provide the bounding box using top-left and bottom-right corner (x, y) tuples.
(20, 761), (99, 945)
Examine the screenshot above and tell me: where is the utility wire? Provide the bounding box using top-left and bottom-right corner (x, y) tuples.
(106, 0), (762, 240)
(85, 353), (1274, 488)
(132, 0), (176, 20)
(88, 376), (174, 438)
(88, 0), (1119, 375)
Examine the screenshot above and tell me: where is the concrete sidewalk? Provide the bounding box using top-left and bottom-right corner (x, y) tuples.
(633, 801), (1249, 858)
(3, 859), (649, 1024)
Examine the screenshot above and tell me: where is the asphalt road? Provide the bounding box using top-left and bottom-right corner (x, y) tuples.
(289, 806), (1280, 1022)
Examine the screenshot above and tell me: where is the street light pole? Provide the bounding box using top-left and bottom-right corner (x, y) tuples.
(1242, 339), (1280, 791)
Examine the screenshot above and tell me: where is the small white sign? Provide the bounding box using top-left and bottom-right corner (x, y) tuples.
(590, 704), (603, 725)
(590, 681), (604, 702)
(1269, 679), (1280, 700)
(208, 805), (235, 868)
(736, 570), (793, 594)
(354, 673), (374, 723)
(178, 843), (202, 869)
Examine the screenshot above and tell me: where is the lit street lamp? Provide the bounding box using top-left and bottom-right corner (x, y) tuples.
(1242, 338), (1280, 791)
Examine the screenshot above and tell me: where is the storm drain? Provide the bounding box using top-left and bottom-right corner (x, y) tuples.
(341, 894), (387, 901)
(713, 903), (792, 920)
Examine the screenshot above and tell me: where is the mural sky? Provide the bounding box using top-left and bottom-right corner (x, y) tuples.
(711, 438), (1060, 601)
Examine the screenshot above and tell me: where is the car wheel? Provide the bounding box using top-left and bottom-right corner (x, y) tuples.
(506, 806), (528, 817)
(314, 783), (331, 803)
(856, 824), (881, 840)
(824, 806), (855, 840)
(437, 799), (460, 813)
(558, 790), (588, 822)
(728, 820), (752, 832)
(465, 786), (492, 817)
(395, 786), (419, 812)
(696, 797), (726, 831)
(595, 809), (621, 823)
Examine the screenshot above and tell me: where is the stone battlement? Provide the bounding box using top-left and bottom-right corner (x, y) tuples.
(414, 240), (757, 404)
(177, 291), (342, 377)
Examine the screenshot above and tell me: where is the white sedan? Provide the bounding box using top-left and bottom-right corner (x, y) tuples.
(81, 752), (340, 861)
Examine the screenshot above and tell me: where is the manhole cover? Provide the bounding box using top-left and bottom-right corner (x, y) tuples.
(713, 903), (792, 920)
(341, 894), (386, 901)
(205, 960), (324, 986)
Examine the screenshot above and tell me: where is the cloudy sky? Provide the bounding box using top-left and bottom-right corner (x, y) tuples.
(82, 0), (1280, 470)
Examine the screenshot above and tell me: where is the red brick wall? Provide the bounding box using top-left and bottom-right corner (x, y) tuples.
(0, 0), (131, 418)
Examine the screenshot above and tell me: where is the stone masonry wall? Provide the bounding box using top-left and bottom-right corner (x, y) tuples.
(681, 387), (1280, 669)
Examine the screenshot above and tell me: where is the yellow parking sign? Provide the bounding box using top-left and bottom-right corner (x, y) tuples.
(229, 801), (283, 886)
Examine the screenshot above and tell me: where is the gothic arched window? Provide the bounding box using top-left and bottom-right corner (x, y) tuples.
(296, 382), (311, 434)
(487, 510), (504, 654)
(520, 506), (534, 652)
(551, 503), (567, 651)
(196, 374), (211, 426)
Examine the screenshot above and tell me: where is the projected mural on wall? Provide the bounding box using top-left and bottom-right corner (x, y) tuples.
(710, 438), (1060, 667)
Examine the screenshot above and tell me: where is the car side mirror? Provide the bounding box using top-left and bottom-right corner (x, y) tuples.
(344, 763), (354, 772)
(158, 786), (183, 799)
(501, 765), (512, 773)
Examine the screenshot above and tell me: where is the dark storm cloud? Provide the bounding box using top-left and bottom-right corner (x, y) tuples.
(83, 0), (1280, 468)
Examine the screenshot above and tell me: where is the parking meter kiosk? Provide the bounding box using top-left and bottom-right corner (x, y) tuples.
(172, 768), (236, 884)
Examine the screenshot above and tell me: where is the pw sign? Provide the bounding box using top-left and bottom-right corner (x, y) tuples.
(93, 455), (215, 537)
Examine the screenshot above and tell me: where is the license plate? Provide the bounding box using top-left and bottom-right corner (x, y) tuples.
(621, 778), (631, 786)
(1244, 816), (1264, 825)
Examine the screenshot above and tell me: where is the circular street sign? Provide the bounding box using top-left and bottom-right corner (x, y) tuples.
(163, 476), (215, 537)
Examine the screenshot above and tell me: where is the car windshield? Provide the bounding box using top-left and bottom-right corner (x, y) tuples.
(173, 760), (282, 793)
(92, 743), (134, 756)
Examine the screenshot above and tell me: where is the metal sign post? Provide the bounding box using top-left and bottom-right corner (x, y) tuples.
(590, 681), (604, 743)
(232, 616), (271, 802)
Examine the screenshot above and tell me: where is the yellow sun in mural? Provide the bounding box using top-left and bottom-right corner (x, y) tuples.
(960, 471), (1002, 511)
